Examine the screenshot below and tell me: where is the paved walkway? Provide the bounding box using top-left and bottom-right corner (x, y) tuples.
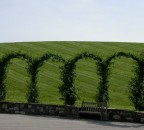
(0, 114), (143, 130)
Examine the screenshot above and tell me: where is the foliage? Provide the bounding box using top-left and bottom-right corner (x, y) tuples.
(96, 60), (110, 102)
(103, 52), (140, 109)
(27, 53), (65, 103)
(96, 52), (132, 102)
(0, 52), (32, 101)
(0, 50), (143, 110)
(59, 52), (102, 105)
(129, 53), (144, 111)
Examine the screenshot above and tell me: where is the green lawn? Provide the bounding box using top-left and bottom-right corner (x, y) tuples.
(0, 41), (144, 110)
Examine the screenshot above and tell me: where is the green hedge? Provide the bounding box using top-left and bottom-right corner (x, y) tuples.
(0, 52), (144, 111)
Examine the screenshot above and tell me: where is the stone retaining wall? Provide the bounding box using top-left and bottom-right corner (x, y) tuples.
(108, 108), (144, 123)
(0, 102), (78, 118)
(0, 102), (144, 123)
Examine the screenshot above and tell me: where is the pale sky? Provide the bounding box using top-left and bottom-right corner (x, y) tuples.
(0, 0), (144, 43)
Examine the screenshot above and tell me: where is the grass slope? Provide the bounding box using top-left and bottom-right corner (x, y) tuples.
(0, 41), (144, 110)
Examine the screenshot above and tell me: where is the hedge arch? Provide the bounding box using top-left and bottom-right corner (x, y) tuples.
(0, 52), (32, 101)
(59, 52), (103, 105)
(103, 52), (143, 110)
(128, 58), (144, 110)
(27, 53), (65, 103)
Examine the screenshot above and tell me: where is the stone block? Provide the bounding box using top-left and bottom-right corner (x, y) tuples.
(14, 107), (19, 111)
(2, 104), (7, 109)
(126, 117), (133, 122)
(56, 107), (65, 111)
(59, 110), (64, 115)
(20, 104), (24, 108)
(49, 110), (55, 114)
(113, 115), (121, 120)
(28, 105), (32, 109)
(39, 108), (44, 113)
(31, 109), (35, 113)
(46, 106), (50, 109)
(15, 111), (20, 114)
(140, 118), (144, 123)
(20, 111), (26, 114)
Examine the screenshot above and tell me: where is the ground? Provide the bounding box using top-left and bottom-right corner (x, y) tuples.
(0, 114), (143, 130)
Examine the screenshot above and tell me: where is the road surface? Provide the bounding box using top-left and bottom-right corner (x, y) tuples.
(0, 114), (143, 130)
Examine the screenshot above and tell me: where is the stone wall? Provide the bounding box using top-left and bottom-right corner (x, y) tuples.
(0, 102), (78, 118)
(0, 102), (144, 123)
(108, 108), (144, 123)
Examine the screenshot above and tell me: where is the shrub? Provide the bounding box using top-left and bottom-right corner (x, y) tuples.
(129, 53), (144, 111)
(59, 52), (102, 105)
(0, 52), (32, 101)
(27, 53), (65, 103)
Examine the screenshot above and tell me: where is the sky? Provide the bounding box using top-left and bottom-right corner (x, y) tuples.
(0, 0), (144, 43)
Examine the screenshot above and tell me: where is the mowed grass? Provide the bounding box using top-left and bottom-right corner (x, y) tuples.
(0, 41), (144, 110)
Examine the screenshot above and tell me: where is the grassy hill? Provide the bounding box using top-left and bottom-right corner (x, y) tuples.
(0, 41), (144, 110)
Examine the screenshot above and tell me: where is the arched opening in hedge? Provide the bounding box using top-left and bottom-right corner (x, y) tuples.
(104, 52), (141, 109)
(0, 52), (32, 102)
(27, 53), (65, 103)
(59, 52), (103, 105)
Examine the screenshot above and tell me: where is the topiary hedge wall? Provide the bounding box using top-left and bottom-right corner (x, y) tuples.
(0, 52), (144, 111)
